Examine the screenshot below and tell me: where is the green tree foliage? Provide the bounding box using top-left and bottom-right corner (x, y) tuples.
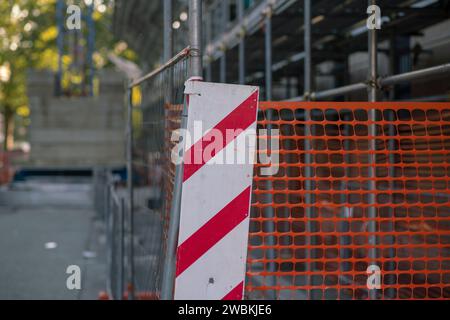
(0, 0), (136, 150)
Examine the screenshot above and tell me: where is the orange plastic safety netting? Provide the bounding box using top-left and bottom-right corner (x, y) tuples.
(245, 102), (450, 300)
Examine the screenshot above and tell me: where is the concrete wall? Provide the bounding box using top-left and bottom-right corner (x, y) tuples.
(27, 70), (126, 168)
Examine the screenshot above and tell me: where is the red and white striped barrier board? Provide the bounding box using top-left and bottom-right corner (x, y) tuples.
(174, 81), (259, 300)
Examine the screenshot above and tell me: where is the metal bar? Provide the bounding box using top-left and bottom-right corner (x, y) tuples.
(120, 197), (125, 300)
(161, 0), (204, 300)
(126, 87), (135, 300)
(129, 47), (191, 88)
(380, 63), (450, 87)
(304, 0), (312, 98)
(286, 62), (450, 101)
(265, 11), (272, 101)
(220, 0), (228, 83)
(189, 0), (203, 79)
(164, 0), (174, 105)
(204, 0), (293, 61)
(303, 0), (315, 299)
(263, 6), (277, 300)
(160, 90), (188, 301)
(238, 0), (245, 85)
(205, 11), (213, 82)
(220, 52), (227, 83)
(368, 0), (378, 301)
(164, 0), (173, 62)
(311, 83), (368, 101)
(106, 181), (113, 299)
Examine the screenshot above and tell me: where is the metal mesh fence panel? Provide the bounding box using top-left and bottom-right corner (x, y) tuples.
(108, 188), (125, 300)
(246, 102), (450, 300)
(130, 54), (188, 299)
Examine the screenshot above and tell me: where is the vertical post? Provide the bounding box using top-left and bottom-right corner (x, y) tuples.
(220, 51), (227, 83)
(164, 0), (174, 105)
(120, 198), (125, 300)
(264, 5), (277, 300)
(388, 32), (396, 101)
(105, 177), (112, 297)
(126, 87), (135, 300)
(220, 0), (228, 83)
(161, 0), (203, 300)
(265, 10), (272, 101)
(303, 0), (315, 298)
(367, 0), (378, 300)
(304, 0), (312, 97)
(189, 0), (203, 79)
(205, 10), (212, 82)
(56, 0), (64, 96)
(164, 0), (173, 62)
(238, 0), (245, 84)
(368, 1), (378, 103)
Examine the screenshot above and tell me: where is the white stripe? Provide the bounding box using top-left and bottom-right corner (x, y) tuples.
(184, 82), (258, 151)
(174, 219), (250, 300)
(178, 124), (256, 244)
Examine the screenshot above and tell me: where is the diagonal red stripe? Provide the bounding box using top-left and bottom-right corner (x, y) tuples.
(183, 90), (258, 182)
(222, 282), (244, 300)
(175, 186), (252, 277)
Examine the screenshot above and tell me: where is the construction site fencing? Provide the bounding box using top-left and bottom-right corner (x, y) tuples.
(127, 47), (190, 299)
(246, 101), (450, 300)
(93, 169), (126, 300)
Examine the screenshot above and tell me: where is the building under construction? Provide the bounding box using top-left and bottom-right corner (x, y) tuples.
(114, 0), (450, 102)
(104, 0), (450, 301)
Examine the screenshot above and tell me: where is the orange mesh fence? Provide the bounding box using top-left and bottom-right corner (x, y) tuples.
(245, 102), (450, 300)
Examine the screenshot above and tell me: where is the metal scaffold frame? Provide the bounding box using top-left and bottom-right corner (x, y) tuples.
(203, 0), (450, 102)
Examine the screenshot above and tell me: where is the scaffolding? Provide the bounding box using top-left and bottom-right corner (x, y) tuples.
(109, 0), (450, 300)
(203, 0), (450, 102)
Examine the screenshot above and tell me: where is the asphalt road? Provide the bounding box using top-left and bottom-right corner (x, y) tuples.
(0, 179), (106, 300)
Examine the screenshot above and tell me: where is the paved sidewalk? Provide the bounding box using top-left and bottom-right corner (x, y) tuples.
(0, 179), (106, 300)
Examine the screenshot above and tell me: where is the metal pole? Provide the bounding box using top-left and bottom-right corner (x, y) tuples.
(238, 0), (245, 85)
(263, 5), (277, 300)
(286, 63), (450, 102)
(163, 0), (173, 62)
(265, 10), (272, 101)
(367, 0), (378, 300)
(304, 0), (312, 98)
(161, 0), (204, 300)
(303, 0), (315, 298)
(126, 87), (135, 300)
(220, 0), (228, 83)
(205, 11), (212, 82)
(161, 104), (188, 300)
(188, 0), (203, 79)
(164, 0), (174, 113)
(105, 178), (112, 298)
(368, 1), (378, 103)
(220, 52), (227, 83)
(120, 197), (125, 300)
(381, 63), (450, 86)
